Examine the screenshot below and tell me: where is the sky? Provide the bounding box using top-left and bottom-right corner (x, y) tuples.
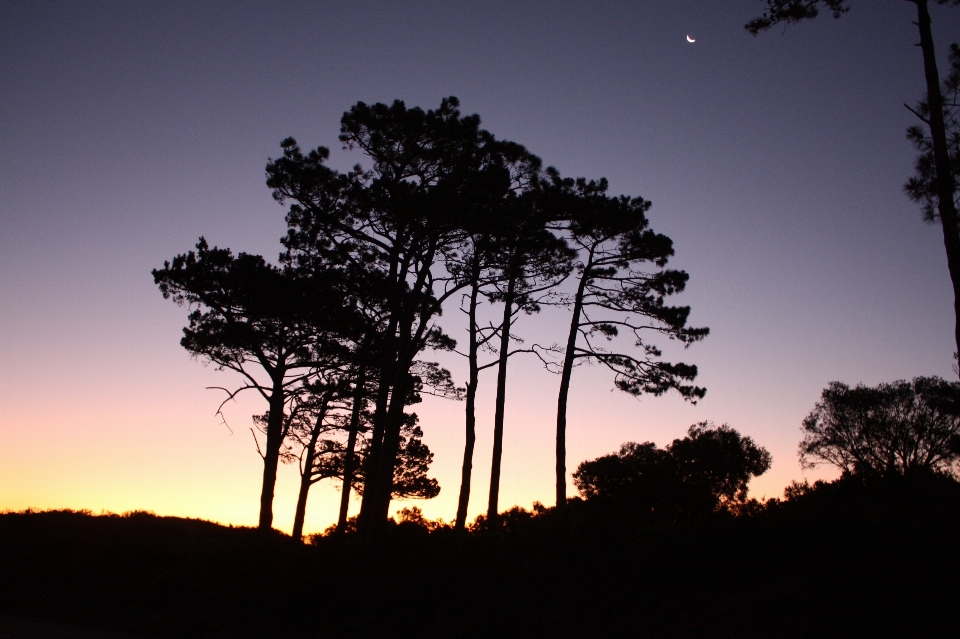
(2, 0), (959, 535)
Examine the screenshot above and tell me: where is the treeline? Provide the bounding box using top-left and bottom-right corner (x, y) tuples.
(5, 377), (960, 636)
(3, 469), (959, 638)
(154, 97), (708, 538)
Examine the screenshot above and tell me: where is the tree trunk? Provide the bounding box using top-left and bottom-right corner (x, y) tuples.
(291, 468), (312, 541)
(556, 261), (590, 511)
(357, 346), (395, 532)
(258, 374), (287, 532)
(914, 0), (960, 370)
(292, 398), (329, 540)
(487, 271), (518, 522)
(456, 261), (482, 530)
(361, 334), (414, 534)
(371, 368), (411, 525)
(360, 243), (438, 534)
(337, 366), (367, 533)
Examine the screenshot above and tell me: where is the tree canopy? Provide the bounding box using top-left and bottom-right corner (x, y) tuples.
(153, 238), (353, 531)
(157, 96), (707, 535)
(573, 422), (771, 519)
(801, 377), (960, 478)
(266, 97), (543, 532)
(905, 42), (960, 222)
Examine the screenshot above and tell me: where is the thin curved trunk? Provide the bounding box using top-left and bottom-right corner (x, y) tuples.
(487, 271), (518, 522)
(291, 468), (313, 540)
(914, 0), (960, 369)
(292, 398), (330, 540)
(556, 260), (590, 511)
(456, 261), (482, 530)
(336, 366), (367, 533)
(258, 373), (287, 532)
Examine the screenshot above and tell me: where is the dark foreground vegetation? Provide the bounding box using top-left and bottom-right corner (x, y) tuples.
(3, 474), (959, 639)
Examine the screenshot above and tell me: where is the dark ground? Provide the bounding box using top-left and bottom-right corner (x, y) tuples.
(0, 615), (154, 639)
(2, 476), (959, 639)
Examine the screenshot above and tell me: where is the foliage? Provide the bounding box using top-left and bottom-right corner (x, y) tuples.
(153, 238), (352, 530)
(394, 506), (449, 532)
(266, 97), (534, 528)
(555, 175), (709, 400)
(573, 422), (771, 519)
(905, 43), (960, 221)
(281, 406), (440, 500)
(800, 376), (960, 478)
(744, 0), (849, 35)
(153, 239), (339, 386)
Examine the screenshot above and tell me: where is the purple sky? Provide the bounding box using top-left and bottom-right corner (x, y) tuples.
(2, 1), (959, 533)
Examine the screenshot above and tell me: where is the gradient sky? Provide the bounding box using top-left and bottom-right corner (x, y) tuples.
(3, 1), (959, 535)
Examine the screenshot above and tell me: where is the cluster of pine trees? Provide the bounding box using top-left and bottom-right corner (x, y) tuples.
(154, 97), (708, 538)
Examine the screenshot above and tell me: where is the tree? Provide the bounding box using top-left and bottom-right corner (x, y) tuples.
(153, 239), (347, 531)
(746, 0), (960, 369)
(279, 379), (442, 539)
(801, 377), (960, 478)
(334, 357), (371, 534)
(451, 241), (491, 531)
(905, 43), (960, 236)
(447, 169), (562, 529)
(552, 175), (708, 510)
(270, 377), (348, 541)
(451, 187), (574, 527)
(267, 97), (539, 533)
(573, 422), (771, 519)
(482, 193), (574, 523)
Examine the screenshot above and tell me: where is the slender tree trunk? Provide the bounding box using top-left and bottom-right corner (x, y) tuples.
(487, 272), (518, 522)
(292, 400), (328, 540)
(914, 0), (960, 369)
(337, 366), (367, 533)
(291, 470), (312, 541)
(456, 262), (482, 530)
(556, 263), (590, 511)
(258, 373), (287, 532)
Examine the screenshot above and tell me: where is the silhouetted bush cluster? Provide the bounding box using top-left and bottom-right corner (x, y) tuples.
(572, 422), (771, 523)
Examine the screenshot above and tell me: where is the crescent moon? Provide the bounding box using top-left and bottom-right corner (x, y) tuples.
(686, 35), (696, 43)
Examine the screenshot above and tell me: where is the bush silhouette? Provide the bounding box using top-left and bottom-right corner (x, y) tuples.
(573, 422), (771, 520)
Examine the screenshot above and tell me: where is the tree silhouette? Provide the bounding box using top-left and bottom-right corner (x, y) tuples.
(271, 378), (349, 540)
(276, 377), (442, 539)
(482, 195), (573, 523)
(451, 241), (490, 530)
(335, 359), (370, 534)
(801, 377), (960, 478)
(551, 175), (708, 510)
(573, 422), (771, 520)
(905, 43), (960, 230)
(153, 239), (347, 531)
(746, 0), (960, 369)
(449, 186), (574, 528)
(446, 190), (547, 527)
(267, 97), (539, 533)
